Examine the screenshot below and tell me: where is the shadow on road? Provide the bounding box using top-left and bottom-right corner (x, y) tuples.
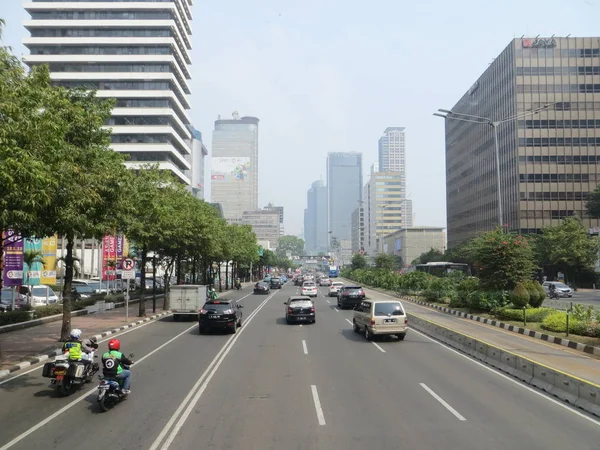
(0, 373), (47, 392)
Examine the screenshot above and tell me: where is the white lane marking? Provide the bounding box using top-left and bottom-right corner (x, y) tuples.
(345, 319), (353, 325)
(299, 324), (303, 328)
(0, 323), (197, 450)
(302, 340), (308, 355)
(333, 307), (339, 312)
(409, 328), (600, 427)
(0, 291), (253, 385)
(326, 300), (330, 304)
(371, 342), (386, 353)
(420, 383), (466, 421)
(150, 292), (276, 450)
(310, 385), (326, 426)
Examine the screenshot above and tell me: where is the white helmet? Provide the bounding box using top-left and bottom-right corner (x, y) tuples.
(70, 328), (82, 339)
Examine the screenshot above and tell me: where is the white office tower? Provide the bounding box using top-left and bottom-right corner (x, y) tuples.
(23, 0), (194, 184)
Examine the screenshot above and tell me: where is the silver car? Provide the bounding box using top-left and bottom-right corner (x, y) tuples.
(542, 281), (573, 298)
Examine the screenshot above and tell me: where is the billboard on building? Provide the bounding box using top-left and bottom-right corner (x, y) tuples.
(211, 157), (251, 182)
(2, 230), (23, 286)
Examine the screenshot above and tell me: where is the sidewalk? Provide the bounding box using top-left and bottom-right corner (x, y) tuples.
(358, 284), (600, 386)
(0, 303), (167, 371)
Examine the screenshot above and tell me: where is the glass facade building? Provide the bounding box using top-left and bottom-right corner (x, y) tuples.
(378, 127), (406, 173)
(445, 37), (600, 247)
(304, 180), (328, 254)
(23, 0), (194, 184)
(210, 113), (259, 223)
(327, 153), (363, 242)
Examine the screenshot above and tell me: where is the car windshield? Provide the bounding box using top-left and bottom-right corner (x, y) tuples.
(289, 298), (311, 304)
(32, 287), (55, 297)
(86, 282), (103, 291)
(374, 303), (404, 316)
(271, 278), (280, 282)
(75, 285), (95, 294)
(553, 283), (569, 289)
(303, 283), (315, 288)
(332, 283), (343, 287)
(203, 303), (234, 313)
(1, 289), (14, 301)
(344, 287), (362, 291)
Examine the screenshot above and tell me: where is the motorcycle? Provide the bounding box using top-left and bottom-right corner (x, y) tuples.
(96, 353), (134, 412)
(42, 351), (99, 397)
(235, 281), (242, 290)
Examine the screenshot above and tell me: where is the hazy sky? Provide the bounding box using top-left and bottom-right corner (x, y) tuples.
(1, 0), (596, 236)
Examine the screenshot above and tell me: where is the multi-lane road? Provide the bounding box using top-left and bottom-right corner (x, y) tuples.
(0, 281), (599, 450)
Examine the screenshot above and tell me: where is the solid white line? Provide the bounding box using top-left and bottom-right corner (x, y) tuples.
(345, 319), (353, 325)
(371, 342), (386, 353)
(0, 323), (197, 450)
(420, 382), (466, 421)
(150, 292), (276, 450)
(0, 314), (167, 386)
(333, 307), (339, 312)
(302, 340), (308, 355)
(326, 300), (330, 304)
(409, 327), (600, 427)
(311, 385), (326, 426)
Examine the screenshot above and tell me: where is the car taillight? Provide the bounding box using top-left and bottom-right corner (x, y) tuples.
(359, 291), (364, 295)
(404, 318), (408, 324)
(288, 307), (293, 314)
(310, 307), (315, 312)
(200, 309), (207, 314)
(370, 319), (375, 325)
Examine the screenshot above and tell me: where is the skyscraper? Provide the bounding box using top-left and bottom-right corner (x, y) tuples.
(378, 127), (406, 173)
(443, 37), (600, 247)
(304, 180), (328, 254)
(23, 0), (194, 184)
(189, 126), (207, 200)
(211, 112), (259, 223)
(327, 153), (363, 243)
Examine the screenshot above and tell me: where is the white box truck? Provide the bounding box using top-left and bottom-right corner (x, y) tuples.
(169, 285), (207, 321)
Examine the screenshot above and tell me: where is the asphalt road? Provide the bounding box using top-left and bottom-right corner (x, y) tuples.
(0, 281), (599, 450)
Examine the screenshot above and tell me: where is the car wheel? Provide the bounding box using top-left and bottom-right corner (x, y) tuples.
(198, 325), (204, 334)
(237, 317), (242, 328)
(230, 324), (237, 334)
(353, 321), (360, 333)
(365, 327), (372, 341)
(397, 334), (406, 341)
(286, 318), (292, 325)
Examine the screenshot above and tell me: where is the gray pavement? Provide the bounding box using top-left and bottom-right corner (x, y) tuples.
(0, 281), (599, 450)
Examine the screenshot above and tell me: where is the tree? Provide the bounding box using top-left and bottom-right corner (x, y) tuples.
(351, 254), (367, 270)
(374, 253), (397, 271)
(276, 235), (305, 258)
(412, 248), (444, 265)
(586, 185), (600, 218)
(471, 227), (536, 291)
(510, 282), (530, 308)
(535, 217), (600, 286)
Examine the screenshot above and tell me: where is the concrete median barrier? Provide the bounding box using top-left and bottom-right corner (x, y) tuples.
(408, 312), (600, 418)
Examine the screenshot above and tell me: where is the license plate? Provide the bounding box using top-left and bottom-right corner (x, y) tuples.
(384, 319), (396, 323)
(297, 317), (306, 320)
(209, 315), (221, 319)
(54, 371), (65, 375)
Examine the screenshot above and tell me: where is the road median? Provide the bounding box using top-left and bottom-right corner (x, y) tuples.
(408, 311), (600, 418)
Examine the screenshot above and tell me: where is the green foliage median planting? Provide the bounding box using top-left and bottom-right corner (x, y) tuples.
(0, 311), (33, 327)
(495, 307), (554, 322)
(510, 282), (530, 308)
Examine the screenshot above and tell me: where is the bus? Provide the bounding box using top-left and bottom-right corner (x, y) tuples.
(329, 265), (339, 278)
(415, 262), (470, 277)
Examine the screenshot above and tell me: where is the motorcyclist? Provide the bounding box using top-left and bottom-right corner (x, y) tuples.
(207, 286), (218, 300)
(102, 338), (133, 394)
(549, 282), (557, 298)
(235, 278), (241, 289)
(62, 328), (96, 375)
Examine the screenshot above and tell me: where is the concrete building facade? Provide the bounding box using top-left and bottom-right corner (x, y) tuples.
(382, 227), (446, 267)
(445, 37), (600, 247)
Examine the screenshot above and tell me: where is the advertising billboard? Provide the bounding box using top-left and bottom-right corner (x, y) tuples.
(23, 237), (43, 285)
(40, 235), (57, 285)
(2, 230), (23, 286)
(211, 157), (251, 182)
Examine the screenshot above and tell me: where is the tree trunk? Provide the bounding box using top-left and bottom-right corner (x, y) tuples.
(225, 261), (229, 290)
(60, 234), (75, 341)
(152, 254), (157, 313)
(217, 263), (222, 292)
(138, 246), (147, 317)
(176, 256), (182, 284)
(191, 257), (197, 284)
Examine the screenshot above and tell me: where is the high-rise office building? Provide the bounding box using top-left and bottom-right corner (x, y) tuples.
(351, 206), (365, 254)
(23, 0), (194, 184)
(379, 127), (406, 173)
(211, 112), (259, 223)
(242, 209), (280, 249)
(304, 180), (328, 254)
(327, 152), (363, 243)
(444, 37), (600, 247)
(189, 126), (207, 200)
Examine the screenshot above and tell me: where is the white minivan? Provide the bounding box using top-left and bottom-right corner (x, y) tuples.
(19, 285), (59, 306)
(353, 299), (408, 341)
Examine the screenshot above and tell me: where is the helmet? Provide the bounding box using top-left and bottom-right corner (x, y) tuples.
(70, 328), (82, 340)
(108, 338), (120, 351)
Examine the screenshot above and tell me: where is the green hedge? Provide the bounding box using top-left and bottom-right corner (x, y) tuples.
(495, 307), (554, 322)
(0, 310), (33, 326)
(34, 304), (63, 318)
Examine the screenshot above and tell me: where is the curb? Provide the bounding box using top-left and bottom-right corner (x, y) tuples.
(0, 310), (171, 379)
(339, 278), (600, 357)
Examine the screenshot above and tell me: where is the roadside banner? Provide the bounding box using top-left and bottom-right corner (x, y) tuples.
(2, 230), (24, 286)
(116, 234), (124, 279)
(102, 235), (117, 281)
(23, 237), (43, 286)
(40, 235), (57, 285)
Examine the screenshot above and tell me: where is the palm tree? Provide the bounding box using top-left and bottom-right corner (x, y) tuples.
(106, 259), (117, 293)
(23, 249), (45, 306)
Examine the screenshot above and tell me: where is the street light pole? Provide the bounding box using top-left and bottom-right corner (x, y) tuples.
(434, 103), (554, 229)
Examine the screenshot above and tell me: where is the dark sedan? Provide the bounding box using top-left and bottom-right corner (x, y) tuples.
(270, 278), (282, 289)
(254, 281), (270, 295)
(337, 286), (366, 309)
(285, 296), (315, 324)
(198, 299), (243, 334)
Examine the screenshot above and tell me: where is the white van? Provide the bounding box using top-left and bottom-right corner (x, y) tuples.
(19, 285), (59, 306)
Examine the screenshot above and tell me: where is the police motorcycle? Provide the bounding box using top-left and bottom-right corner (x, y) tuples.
(42, 346), (99, 397)
(96, 353), (134, 412)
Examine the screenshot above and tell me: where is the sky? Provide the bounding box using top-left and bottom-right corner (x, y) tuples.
(1, 0), (597, 236)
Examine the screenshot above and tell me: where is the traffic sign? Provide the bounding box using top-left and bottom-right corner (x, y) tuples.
(122, 258), (135, 271)
(121, 269), (136, 280)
